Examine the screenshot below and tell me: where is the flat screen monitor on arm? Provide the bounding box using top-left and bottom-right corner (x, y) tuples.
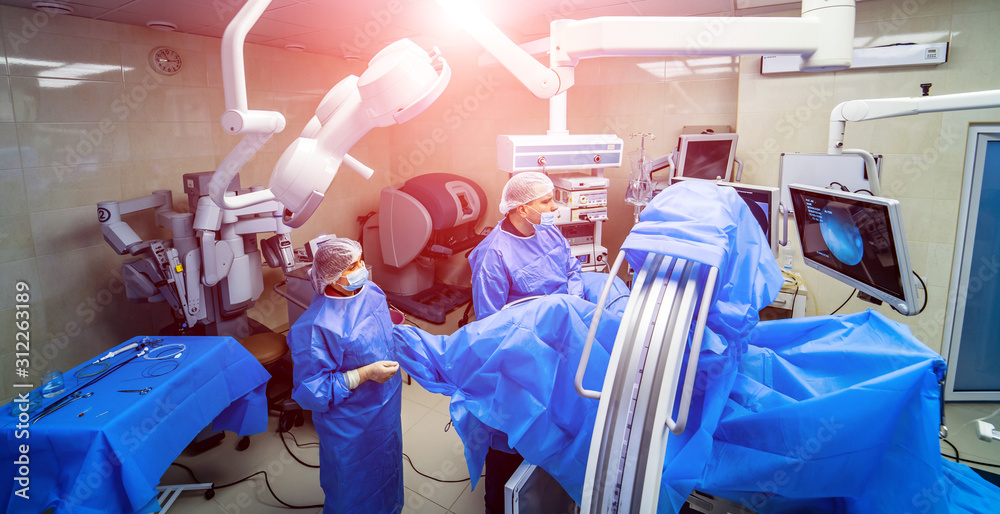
(788, 184), (921, 316)
(674, 133), (739, 181)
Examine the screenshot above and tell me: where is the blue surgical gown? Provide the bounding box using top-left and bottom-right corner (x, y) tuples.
(469, 221), (583, 319)
(286, 283), (403, 514)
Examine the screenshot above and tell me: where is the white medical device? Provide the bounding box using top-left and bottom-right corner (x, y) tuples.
(497, 134), (625, 173)
(97, 172), (293, 337)
(828, 88), (1000, 195)
(208, 0), (451, 228)
(788, 184), (920, 316)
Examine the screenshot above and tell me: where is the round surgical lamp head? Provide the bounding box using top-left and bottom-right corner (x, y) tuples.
(358, 39), (445, 126)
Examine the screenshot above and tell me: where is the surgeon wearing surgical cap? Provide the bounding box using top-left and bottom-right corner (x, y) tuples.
(469, 171), (584, 320)
(467, 171), (583, 514)
(286, 238), (403, 513)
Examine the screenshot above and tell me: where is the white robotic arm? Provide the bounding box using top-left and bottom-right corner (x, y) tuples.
(209, 0), (450, 228)
(437, 0), (855, 100)
(827, 89), (1000, 195)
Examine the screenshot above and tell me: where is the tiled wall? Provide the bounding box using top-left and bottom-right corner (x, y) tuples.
(736, 0), (1000, 354)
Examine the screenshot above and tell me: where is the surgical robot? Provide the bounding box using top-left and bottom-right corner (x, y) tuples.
(97, 172), (295, 339)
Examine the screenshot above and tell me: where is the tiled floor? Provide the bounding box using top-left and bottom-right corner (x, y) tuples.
(160, 379), (485, 514)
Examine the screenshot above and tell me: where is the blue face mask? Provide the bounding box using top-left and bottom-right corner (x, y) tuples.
(527, 206), (557, 227)
(341, 266), (368, 291)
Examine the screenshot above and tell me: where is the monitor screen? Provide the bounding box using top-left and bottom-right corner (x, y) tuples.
(676, 133), (738, 181)
(788, 184), (919, 315)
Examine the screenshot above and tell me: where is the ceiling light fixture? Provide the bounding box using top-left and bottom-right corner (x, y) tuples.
(146, 21), (178, 31)
(31, 1), (74, 15)
(284, 44), (306, 52)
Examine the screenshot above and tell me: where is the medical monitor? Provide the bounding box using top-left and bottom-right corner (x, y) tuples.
(788, 184), (920, 315)
(675, 133), (738, 181)
(671, 178), (779, 258)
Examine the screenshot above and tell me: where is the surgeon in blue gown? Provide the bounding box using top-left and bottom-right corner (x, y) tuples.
(286, 238), (403, 513)
(469, 171), (584, 320)
(468, 171), (588, 514)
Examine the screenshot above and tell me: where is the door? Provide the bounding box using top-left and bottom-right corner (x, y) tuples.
(944, 126), (1000, 401)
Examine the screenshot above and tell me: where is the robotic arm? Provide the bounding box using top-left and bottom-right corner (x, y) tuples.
(827, 89), (1000, 195)
(209, 0), (451, 228)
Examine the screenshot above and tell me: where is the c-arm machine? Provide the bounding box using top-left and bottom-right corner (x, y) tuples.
(207, 0), (451, 228)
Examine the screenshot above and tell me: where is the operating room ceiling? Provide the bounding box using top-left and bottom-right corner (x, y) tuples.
(0, 0), (813, 59)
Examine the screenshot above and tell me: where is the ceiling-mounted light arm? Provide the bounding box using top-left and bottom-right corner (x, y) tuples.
(827, 89), (1000, 196)
(435, 0), (560, 99)
(437, 0), (855, 100)
(829, 89), (1000, 153)
(220, 0), (286, 135)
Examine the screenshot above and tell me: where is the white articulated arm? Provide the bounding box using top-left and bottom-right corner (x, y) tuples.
(829, 89), (1000, 153)
(211, 0), (451, 225)
(827, 89), (1000, 196)
(437, 0), (855, 99)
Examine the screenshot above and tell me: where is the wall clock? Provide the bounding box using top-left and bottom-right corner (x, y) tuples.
(149, 46), (182, 75)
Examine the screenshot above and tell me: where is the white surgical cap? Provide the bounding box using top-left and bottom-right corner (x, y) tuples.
(311, 238), (362, 293)
(499, 172), (554, 215)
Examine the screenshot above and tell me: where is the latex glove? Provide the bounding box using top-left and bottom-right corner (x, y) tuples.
(360, 360), (399, 384)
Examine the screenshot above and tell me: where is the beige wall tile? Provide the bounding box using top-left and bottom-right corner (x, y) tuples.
(11, 77), (125, 123)
(950, 10), (1000, 54)
(7, 32), (122, 82)
(113, 85), (218, 123)
(0, 214), (34, 263)
(34, 244), (124, 298)
(0, 257), (40, 310)
(126, 121), (213, 161)
(0, 6), (118, 42)
(16, 121), (130, 169)
(0, 77), (13, 122)
(24, 162), (124, 212)
(928, 198), (960, 244)
(28, 206), (105, 256)
(0, 168), (25, 216)
(120, 155), (218, 199)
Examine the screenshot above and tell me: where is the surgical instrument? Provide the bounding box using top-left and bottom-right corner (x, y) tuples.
(33, 392), (93, 422)
(118, 388), (153, 394)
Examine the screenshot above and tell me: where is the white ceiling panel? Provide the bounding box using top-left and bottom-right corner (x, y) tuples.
(0, 0), (834, 58)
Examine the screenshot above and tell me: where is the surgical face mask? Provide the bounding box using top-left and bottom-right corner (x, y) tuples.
(341, 266), (368, 291)
(526, 205), (557, 227)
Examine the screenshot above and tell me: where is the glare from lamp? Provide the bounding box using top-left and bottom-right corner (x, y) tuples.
(435, 0), (493, 35)
(146, 21), (178, 31)
(285, 44), (306, 52)
(31, 1), (74, 15)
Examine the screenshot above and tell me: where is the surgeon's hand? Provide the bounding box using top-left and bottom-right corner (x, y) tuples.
(360, 360), (399, 384)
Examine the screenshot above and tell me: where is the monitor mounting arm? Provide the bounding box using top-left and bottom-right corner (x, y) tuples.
(828, 89), (1000, 195)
